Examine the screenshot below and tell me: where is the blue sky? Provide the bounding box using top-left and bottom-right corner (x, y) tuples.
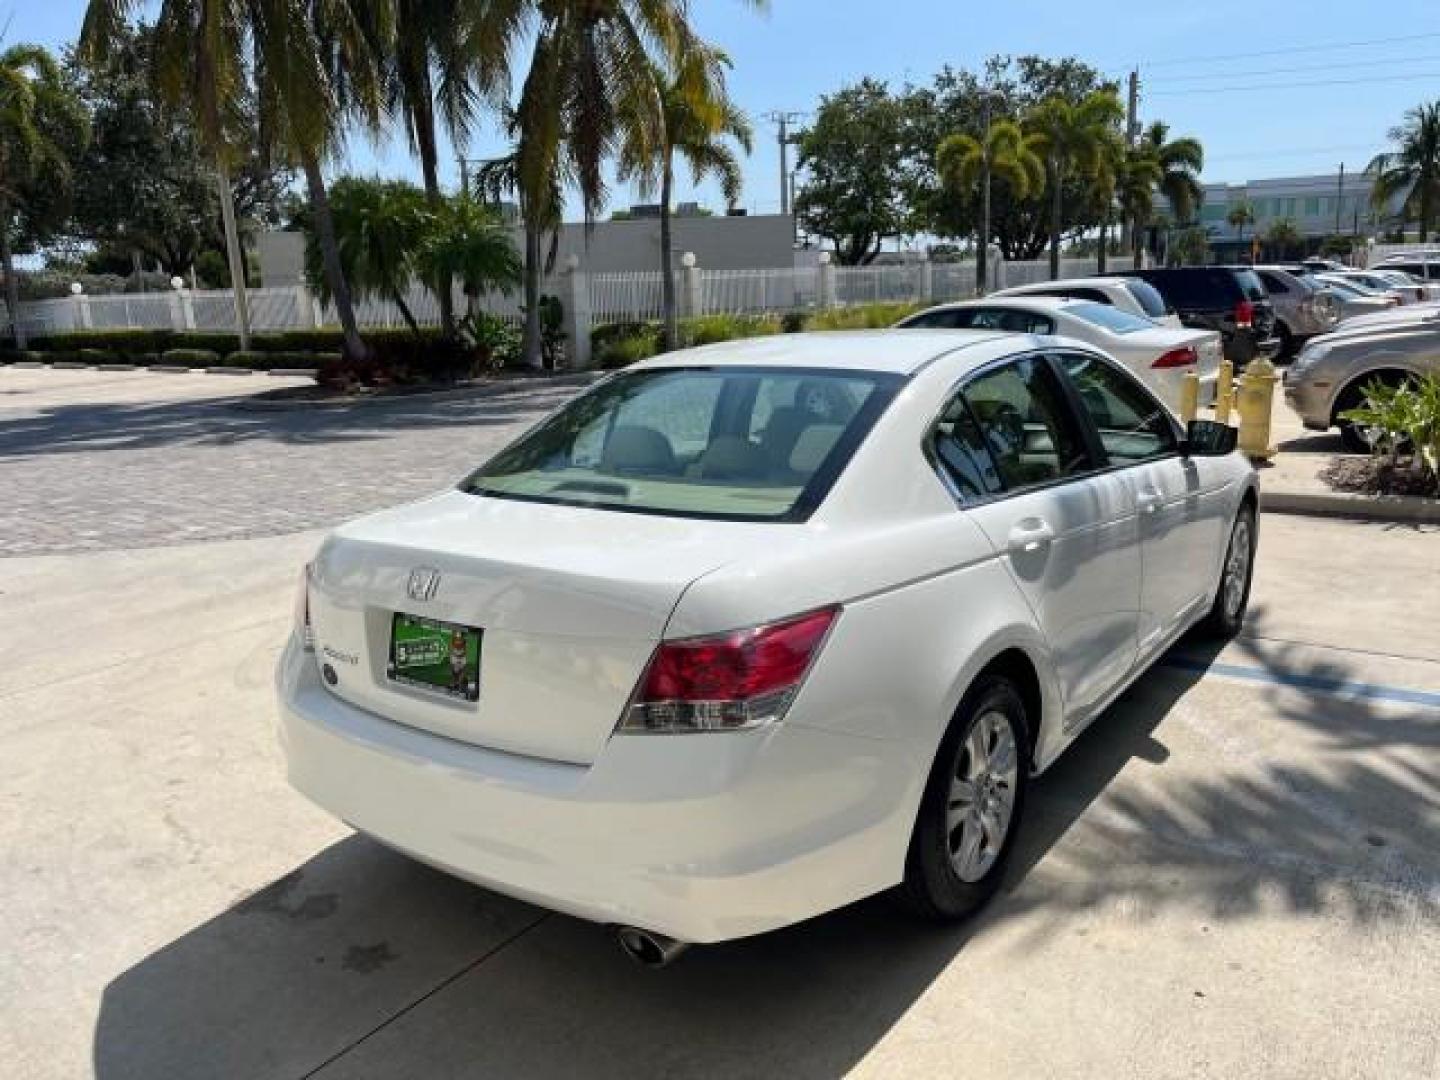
(12, 0), (1440, 220)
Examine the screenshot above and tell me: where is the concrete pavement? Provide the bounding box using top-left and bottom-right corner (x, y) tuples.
(2, 514), (1437, 1079)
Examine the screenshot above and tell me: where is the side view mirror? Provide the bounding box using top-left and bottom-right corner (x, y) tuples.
(1182, 419), (1238, 457)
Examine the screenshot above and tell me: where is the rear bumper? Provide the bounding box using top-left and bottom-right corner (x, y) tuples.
(1282, 373), (1331, 429)
(276, 640), (916, 943)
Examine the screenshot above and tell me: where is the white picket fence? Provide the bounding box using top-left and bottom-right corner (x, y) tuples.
(4, 253), (1112, 348)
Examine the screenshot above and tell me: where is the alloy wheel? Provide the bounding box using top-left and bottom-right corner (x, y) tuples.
(946, 710), (1020, 882)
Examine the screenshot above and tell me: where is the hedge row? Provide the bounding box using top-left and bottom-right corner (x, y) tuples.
(590, 302), (929, 369)
(3, 327), (447, 363)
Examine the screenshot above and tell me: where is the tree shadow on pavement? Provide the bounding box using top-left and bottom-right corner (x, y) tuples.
(0, 385), (584, 460)
(90, 638), (1440, 1080)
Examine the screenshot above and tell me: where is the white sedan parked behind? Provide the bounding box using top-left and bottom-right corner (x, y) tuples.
(895, 297), (1221, 412)
(277, 332), (1257, 964)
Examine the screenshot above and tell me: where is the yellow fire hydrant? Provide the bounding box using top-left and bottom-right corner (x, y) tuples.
(1214, 360), (1235, 425)
(1236, 355), (1279, 461)
(1178, 371), (1200, 426)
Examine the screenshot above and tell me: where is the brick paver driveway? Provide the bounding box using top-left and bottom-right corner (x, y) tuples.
(0, 368), (587, 556)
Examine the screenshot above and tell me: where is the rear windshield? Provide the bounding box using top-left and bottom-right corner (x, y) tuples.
(1065, 301), (1155, 334)
(1233, 270), (1267, 301)
(1122, 279), (1172, 318)
(463, 367), (902, 522)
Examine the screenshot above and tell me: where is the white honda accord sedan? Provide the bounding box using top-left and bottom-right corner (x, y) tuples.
(277, 331), (1257, 964)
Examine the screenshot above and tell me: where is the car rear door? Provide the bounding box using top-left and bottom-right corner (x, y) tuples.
(941, 353), (1141, 724)
(1053, 351), (1231, 659)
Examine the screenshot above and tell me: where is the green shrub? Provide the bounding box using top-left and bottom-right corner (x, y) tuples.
(802, 301), (926, 331)
(1341, 373), (1440, 473)
(592, 321), (662, 369)
(221, 351), (280, 369)
(79, 348), (120, 365)
(0, 349), (44, 364)
(781, 310), (806, 333)
(680, 313), (782, 346)
(161, 348), (222, 367)
(459, 311), (522, 369)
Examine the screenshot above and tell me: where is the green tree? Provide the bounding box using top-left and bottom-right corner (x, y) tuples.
(65, 24), (289, 279)
(1137, 120), (1204, 262)
(415, 195), (522, 320)
(1027, 89), (1125, 279)
(937, 118), (1043, 291)
(304, 177), (431, 332)
(794, 78), (911, 265)
(902, 56), (1119, 261)
(1172, 224), (1210, 266)
(0, 46), (88, 349)
(1227, 199), (1256, 256)
(470, 0), (757, 366)
(390, 0), (499, 338)
(1117, 144), (1163, 269)
(618, 45), (752, 349)
(1265, 217), (1300, 260)
(1367, 101), (1440, 241)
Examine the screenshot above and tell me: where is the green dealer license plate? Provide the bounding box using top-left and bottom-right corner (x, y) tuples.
(387, 613), (482, 702)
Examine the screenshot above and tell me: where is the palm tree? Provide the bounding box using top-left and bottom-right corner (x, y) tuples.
(937, 118), (1043, 293)
(1026, 90), (1126, 280)
(1265, 217), (1300, 260)
(80, 0), (257, 347)
(389, 0), (499, 337)
(1117, 144), (1163, 269)
(0, 46), (84, 349)
(471, 0), (762, 367)
(415, 195), (523, 321)
(1136, 121), (1204, 257)
(305, 177), (431, 332)
(1227, 199), (1255, 259)
(618, 46), (753, 350)
(1367, 101), (1440, 241)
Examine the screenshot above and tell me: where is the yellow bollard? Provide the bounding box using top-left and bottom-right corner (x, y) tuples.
(1215, 360), (1234, 424)
(1237, 355), (1279, 461)
(1178, 371), (1200, 426)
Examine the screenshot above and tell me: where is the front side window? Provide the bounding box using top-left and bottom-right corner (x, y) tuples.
(961, 356), (1091, 491)
(465, 367), (900, 521)
(1057, 353), (1178, 465)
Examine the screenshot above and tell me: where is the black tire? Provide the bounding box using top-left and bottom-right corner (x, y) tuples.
(898, 675), (1030, 921)
(1197, 505), (1257, 639)
(1276, 322), (1296, 361)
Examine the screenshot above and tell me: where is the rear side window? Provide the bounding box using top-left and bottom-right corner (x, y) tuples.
(1233, 270), (1267, 301)
(1122, 279), (1172, 318)
(466, 367), (901, 522)
(1064, 302), (1154, 335)
(1144, 270), (1235, 309)
(902, 307), (1054, 334)
(930, 395), (1004, 500)
(961, 356), (1091, 491)
(1258, 271), (1289, 294)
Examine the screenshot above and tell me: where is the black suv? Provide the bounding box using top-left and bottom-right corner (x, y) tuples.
(1106, 267), (1280, 367)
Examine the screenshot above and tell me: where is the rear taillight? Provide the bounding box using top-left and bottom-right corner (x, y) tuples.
(619, 606), (839, 733)
(293, 563), (314, 652)
(1234, 300), (1254, 329)
(1152, 346), (1199, 369)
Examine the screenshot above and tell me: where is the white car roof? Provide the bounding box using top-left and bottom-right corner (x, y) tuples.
(915, 295), (1087, 314)
(997, 276), (1132, 291)
(633, 328), (1051, 376)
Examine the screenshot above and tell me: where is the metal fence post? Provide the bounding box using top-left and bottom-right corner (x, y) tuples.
(681, 252), (703, 319)
(561, 254), (592, 369)
(817, 252), (837, 308)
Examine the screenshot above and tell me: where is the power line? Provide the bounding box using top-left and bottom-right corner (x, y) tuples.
(1144, 52), (1440, 85)
(1124, 30), (1440, 70)
(1149, 70), (1440, 96)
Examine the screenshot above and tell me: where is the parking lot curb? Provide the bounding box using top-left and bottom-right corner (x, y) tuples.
(1261, 486), (1440, 524)
(231, 373), (599, 412)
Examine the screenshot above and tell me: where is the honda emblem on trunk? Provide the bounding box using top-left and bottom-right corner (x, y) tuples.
(406, 567), (442, 602)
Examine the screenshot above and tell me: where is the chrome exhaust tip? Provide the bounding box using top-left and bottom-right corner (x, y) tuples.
(613, 926), (690, 968)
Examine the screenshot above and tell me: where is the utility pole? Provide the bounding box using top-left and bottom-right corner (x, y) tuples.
(766, 112), (804, 215)
(1122, 69), (1141, 260)
(1335, 162), (1345, 235)
(459, 157), (470, 200)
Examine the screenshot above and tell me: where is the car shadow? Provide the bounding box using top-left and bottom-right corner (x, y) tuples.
(90, 636), (1439, 1079)
(1275, 430), (1346, 454)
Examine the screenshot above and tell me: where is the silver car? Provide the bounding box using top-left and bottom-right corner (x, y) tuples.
(1284, 317), (1440, 451)
(1254, 266), (1340, 356)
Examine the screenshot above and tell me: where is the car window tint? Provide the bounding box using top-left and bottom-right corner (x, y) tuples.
(902, 310), (967, 329)
(1064, 302), (1154, 334)
(1258, 271), (1289, 294)
(961, 356), (1091, 490)
(1123, 279), (1171, 318)
(1233, 270), (1267, 301)
(1057, 353), (1177, 464)
(951, 307), (1055, 334)
(931, 394), (1004, 500)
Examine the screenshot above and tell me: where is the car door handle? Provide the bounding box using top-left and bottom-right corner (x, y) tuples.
(1137, 490), (1162, 515)
(1008, 518), (1055, 554)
